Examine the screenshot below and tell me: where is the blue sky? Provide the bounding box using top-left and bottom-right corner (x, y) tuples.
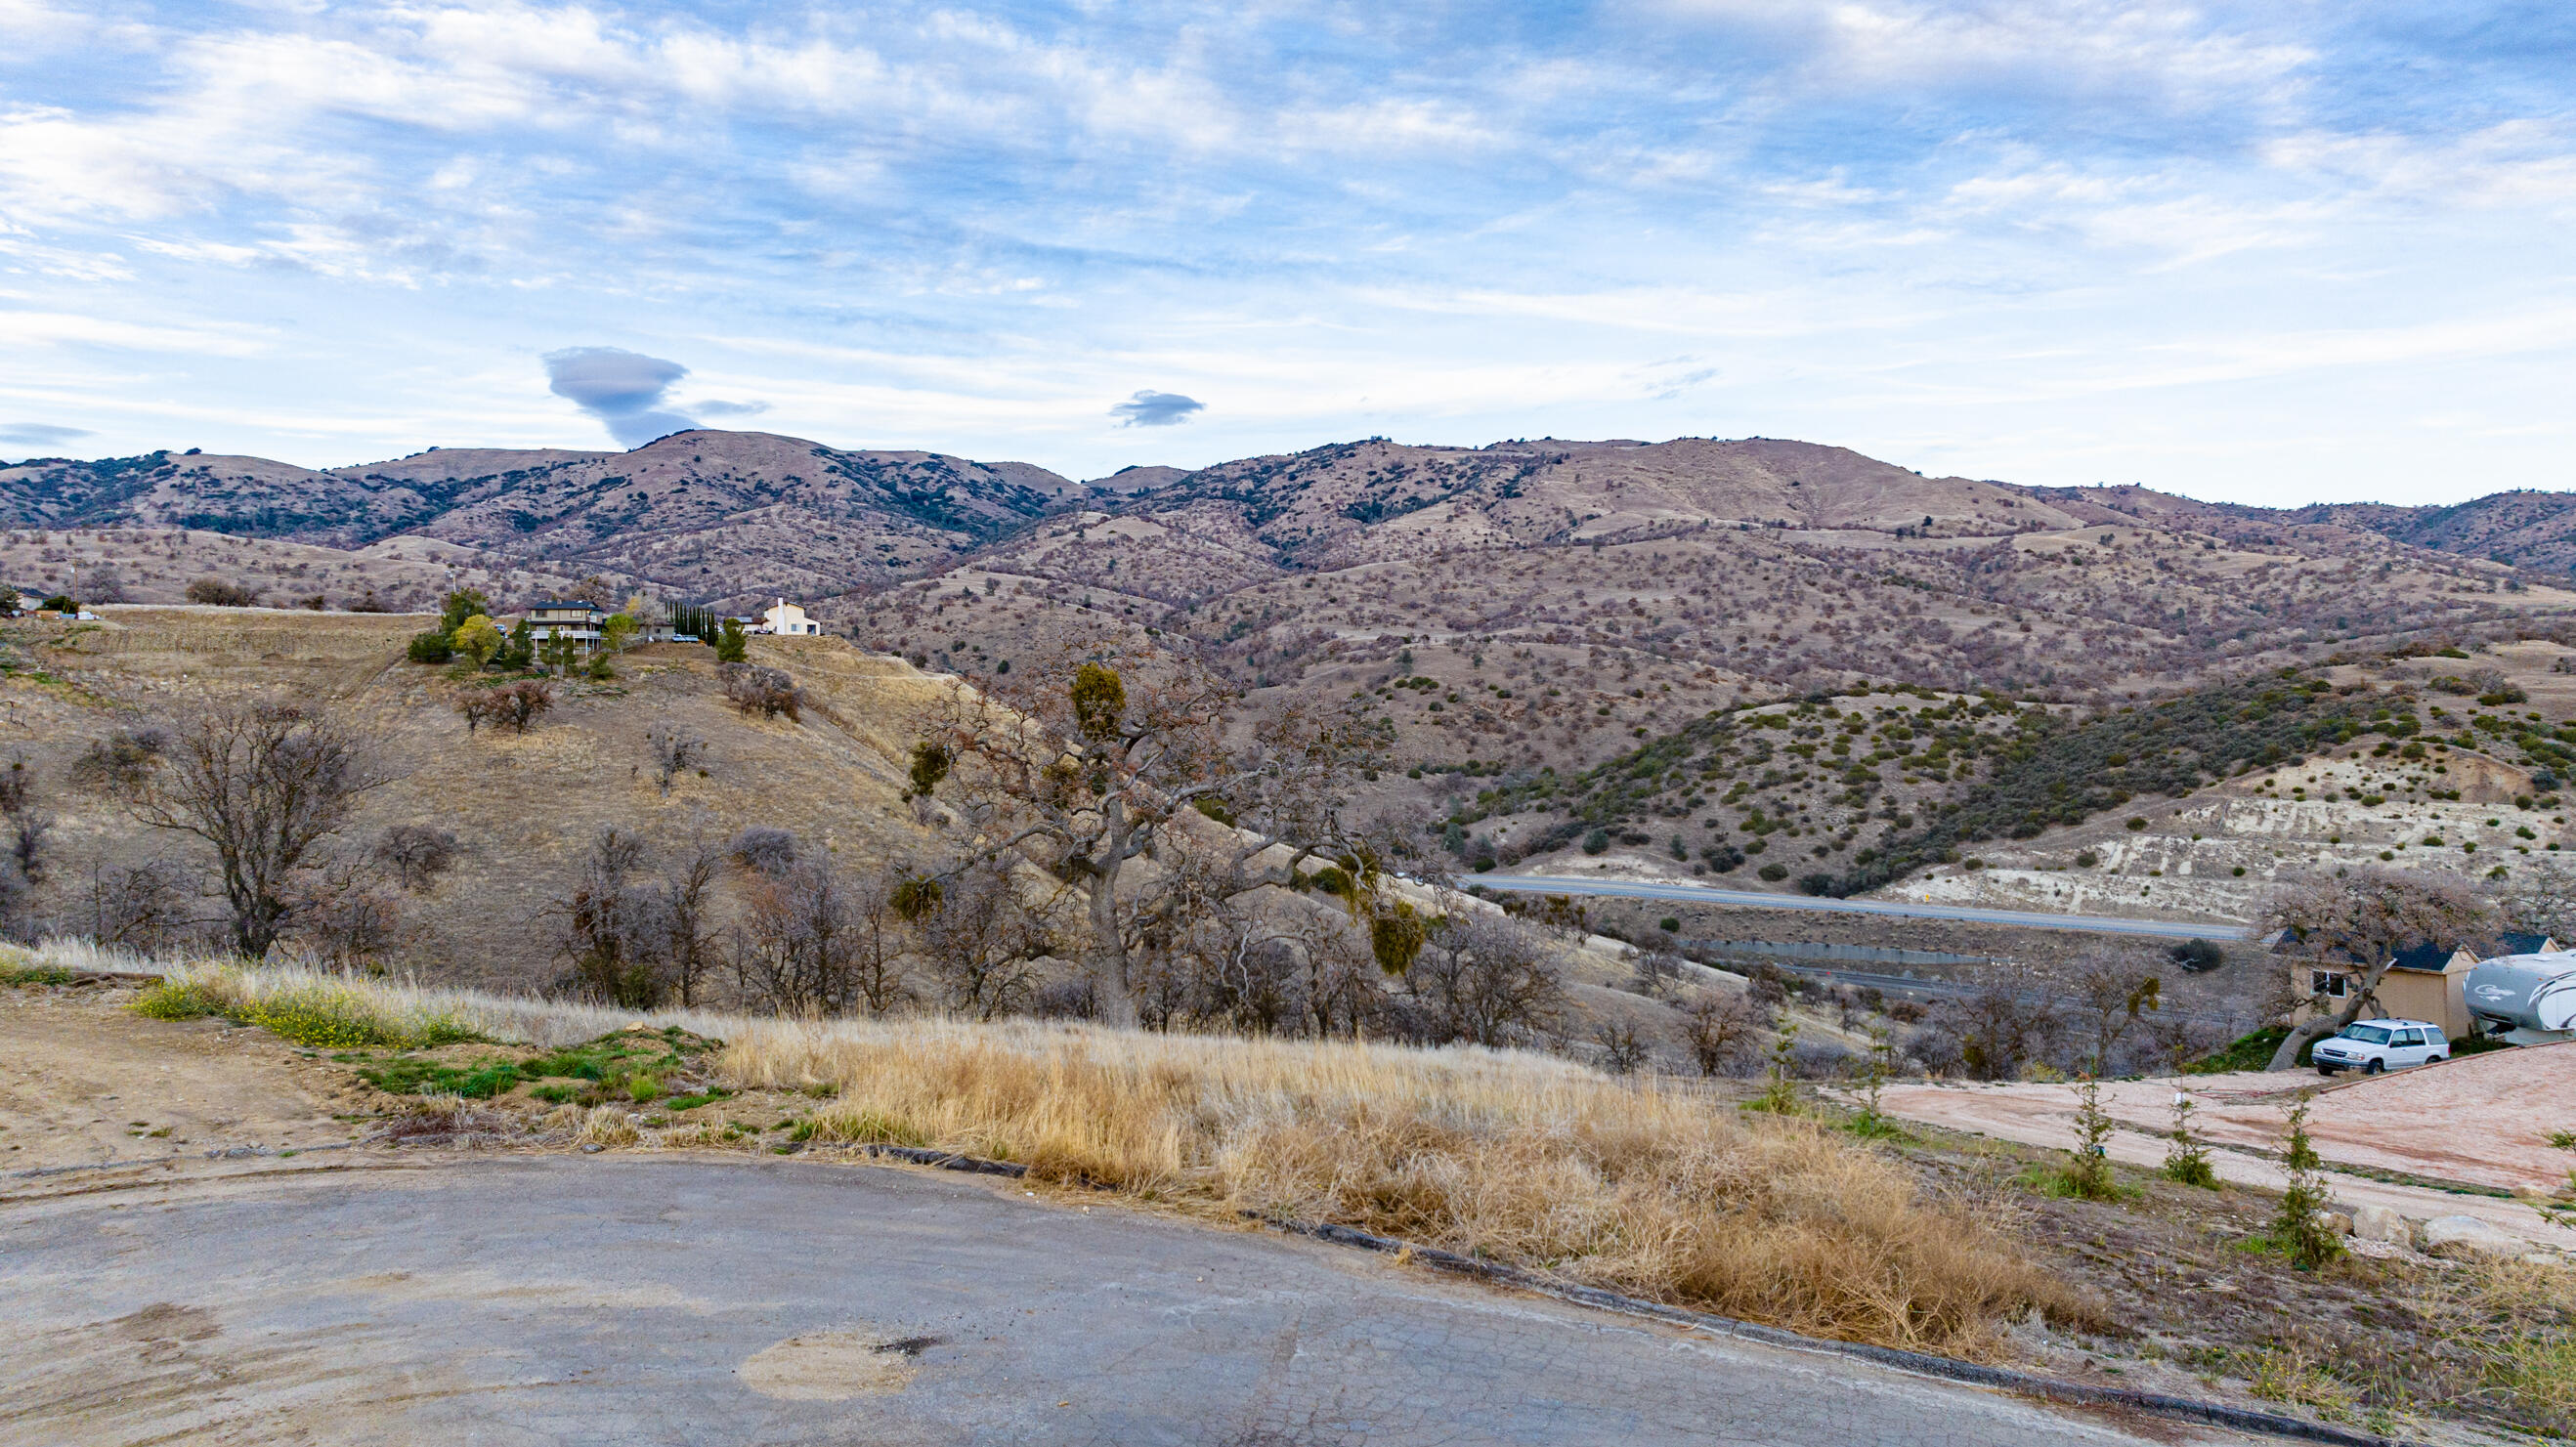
(0, 2), (2571, 502)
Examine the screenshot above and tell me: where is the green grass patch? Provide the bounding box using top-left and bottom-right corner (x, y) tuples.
(2016, 1161), (2139, 1203)
(0, 959), (77, 987)
(2187, 1025), (2314, 1073)
(357, 1057), (527, 1099)
(356, 1028), (720, 1105)
(1840, 1110), (1914, 1142)
(662, 1087), (734, 1112)
(131, 975), (476, 1049)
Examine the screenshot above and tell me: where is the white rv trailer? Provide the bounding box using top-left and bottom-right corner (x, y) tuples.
(2464, 949), (2576, 1043)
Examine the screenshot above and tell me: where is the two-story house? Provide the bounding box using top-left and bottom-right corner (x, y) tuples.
(525, 600), (604, 643)
(760, 599), (822, 637)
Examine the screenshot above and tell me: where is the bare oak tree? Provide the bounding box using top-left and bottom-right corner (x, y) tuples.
(1680, 991), (1769, 1076)
(131, 701), (388, 957)
(2052, 946), (2164, 1077)
(920, 861), (1058, 1020)
(1403, 909), (1565, 1046)
(2261, 868), (2494, 1071)
(918, 635), (1389, 1024)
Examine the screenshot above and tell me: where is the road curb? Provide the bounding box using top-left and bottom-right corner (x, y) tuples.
(1254, 1213), (2424, 1447)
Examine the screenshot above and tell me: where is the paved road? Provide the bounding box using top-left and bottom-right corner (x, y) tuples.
(1740, 962), (2249, 1030)
(1469, 874), (2251, 941)
(0, 1156), (2256, 1447)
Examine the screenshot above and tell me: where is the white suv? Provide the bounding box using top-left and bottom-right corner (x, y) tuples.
(2311, 1018), (2449, 1077)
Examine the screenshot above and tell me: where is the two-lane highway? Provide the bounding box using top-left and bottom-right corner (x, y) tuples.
(1460, 873), (2250, 941)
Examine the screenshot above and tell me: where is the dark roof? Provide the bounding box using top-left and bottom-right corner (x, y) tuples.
(2387, 942), (2454, 973)
(2286, 931), (2552, 971)
(527, 600), (601, 611)
(2386, 932), (2551, 972)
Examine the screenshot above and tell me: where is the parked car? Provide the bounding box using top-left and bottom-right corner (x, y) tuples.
(2312, 1018), (2449, 1076)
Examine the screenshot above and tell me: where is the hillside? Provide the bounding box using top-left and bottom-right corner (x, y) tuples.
(0, 527), (606, 612)
(0, 431), (1077, 608)
(16, 430), (2576, 885)
(2025, 482), (2576, 575)
(0, 609), (948, 988)
(838, 446), (2576, 817)
(1471, 636), (2576, 923)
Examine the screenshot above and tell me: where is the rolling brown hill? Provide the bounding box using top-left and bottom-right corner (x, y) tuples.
(0, 431), (1075, 608)
(0, 609), (947, 989)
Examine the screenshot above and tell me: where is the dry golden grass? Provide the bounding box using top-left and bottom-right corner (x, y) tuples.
(105, 949), (2068, 1357)
(720, 1016), (2069, 1354)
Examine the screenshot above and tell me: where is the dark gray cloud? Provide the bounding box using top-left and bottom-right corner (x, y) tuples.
(1109, 390), (1204, 427)
(0, 422), (93, 447)
(543, 346), (699, 447)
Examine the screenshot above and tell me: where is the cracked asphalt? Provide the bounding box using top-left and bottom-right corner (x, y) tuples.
(3, 1155), (2266, 1446)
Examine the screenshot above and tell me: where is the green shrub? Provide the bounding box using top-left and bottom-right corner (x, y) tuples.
(247, 998), (401, 1049)
(407, 629), (455, 664)
(1757, 862), (1788, 881)
(135, 973), (473, 1049)
(132, 979), (229, 1021)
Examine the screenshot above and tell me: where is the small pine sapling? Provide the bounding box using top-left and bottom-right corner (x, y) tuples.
(1845, 1024), (1903, 1137)
(2272, 1096), (2345, 1268)
(2059, 1078), (2120, 1200)
(2163, 1087), (2219, 1188)
(1749, 1019), (1800, 1114)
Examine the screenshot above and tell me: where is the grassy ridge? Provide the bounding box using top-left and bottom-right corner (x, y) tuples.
(1828, 672), (2407, 895)
(1489, 670), (2415, 894)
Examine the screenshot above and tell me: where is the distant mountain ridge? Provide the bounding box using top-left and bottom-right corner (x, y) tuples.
(7, 429), (2576, 607)
(0, 430), (1075, 605)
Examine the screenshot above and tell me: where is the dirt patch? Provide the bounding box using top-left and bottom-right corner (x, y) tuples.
(738, 1329), (924, 1400)
(0, 984), (373, 1171)
(1874, 1072), (2572, 1249)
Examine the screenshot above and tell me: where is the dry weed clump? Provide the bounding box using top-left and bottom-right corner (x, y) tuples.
(380, 1098), (520, 1148)
(720, 1018), (2067, 1354)
(574, 1104), (642, 1148)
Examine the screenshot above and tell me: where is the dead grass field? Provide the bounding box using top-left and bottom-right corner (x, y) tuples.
(104, 950), (2068, 1358)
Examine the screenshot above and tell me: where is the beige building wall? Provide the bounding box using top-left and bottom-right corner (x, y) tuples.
(2290, 962), (2470, 1038)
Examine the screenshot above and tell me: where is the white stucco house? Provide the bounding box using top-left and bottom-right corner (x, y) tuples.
(760, 599), (822, 636)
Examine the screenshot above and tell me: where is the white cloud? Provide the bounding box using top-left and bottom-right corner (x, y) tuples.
(0, 306), (272, 357)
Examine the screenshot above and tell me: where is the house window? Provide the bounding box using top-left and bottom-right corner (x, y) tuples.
(2310, 970), (2348, 998)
